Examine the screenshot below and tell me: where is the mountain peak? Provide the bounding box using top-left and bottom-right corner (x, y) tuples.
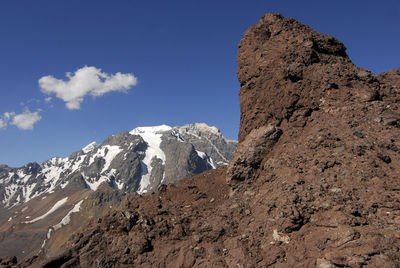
(82, 142), (97, 153)
(186, 122), (221, 135)
(129, 124), (172, 135)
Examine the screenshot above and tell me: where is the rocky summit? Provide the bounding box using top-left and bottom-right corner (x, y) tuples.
(9, 13), (400, 267)
(0, 123), (236, 260)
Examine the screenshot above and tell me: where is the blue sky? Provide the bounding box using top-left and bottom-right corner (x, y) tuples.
(0, 0), (399, 167)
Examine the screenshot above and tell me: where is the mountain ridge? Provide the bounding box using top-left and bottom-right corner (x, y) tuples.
(0, 122), (237, 207)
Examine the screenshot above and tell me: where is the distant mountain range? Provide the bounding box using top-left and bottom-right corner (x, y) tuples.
(0, 123), (237, 259)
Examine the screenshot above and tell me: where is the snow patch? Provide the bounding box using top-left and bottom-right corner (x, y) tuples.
(115, 180), (124, 190)
(41, 157), (70, 194)
(3, 184), (18, 207)
(196, 150), (207, 159)
(23, 183), (37, 201)
(70, 155), (85, 174)
(101, 146), (121, 173)
(82, 141), (97, 153)
(21, 174), (32, 184)
(82, 173), (110, 191)
(53, 199), (83, 230)
(106, 169), (123, 190)
(16, 170), (26, 179)
(130, 125), (172, 135)
(171, 129), (185, 142)
(47, 228), (53, 239)
(24, 197), (68, 224)
(196, 150), (216, 169)
(130, 125), (172, 193)
(88, 145), (121, 173)
(60, 180), (69, 189)
(209, 157), (216, 169)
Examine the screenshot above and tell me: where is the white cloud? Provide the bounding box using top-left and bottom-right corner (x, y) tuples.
(9, 109), (42, 130)
(44, 97), (52, 103)
(0, 112), (13, 129)
(1, 110), (41, 130)
(4, 112), (13, 121)
(39, 66), (138, 110)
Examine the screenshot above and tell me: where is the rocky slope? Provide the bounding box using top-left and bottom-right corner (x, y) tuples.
(13, 13), (400, 267)
(0, 123), (236, 260)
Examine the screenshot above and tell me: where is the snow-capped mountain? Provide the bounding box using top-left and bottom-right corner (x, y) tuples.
(0, 123), (237, 208)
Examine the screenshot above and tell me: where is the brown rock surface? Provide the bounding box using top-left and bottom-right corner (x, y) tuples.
(19, 13), (400, 267)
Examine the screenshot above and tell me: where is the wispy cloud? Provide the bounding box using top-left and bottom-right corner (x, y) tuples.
(0, 118), (5, 129)
(0, 109), (42, 130)
(39, 66), (138, 110)
(20, 98), (41, 107)
(0, 112), (12, 129)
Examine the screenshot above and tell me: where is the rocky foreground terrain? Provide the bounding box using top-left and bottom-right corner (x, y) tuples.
(4, 13), (400, 267)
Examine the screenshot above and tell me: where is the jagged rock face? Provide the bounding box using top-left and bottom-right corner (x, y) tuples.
(237, 13), (380, 142)
(0, 123), (237, 208)
(228, 13), (400, 267)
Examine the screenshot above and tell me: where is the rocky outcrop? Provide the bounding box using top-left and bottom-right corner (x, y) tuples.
(229, 13), (400, 267)
(237, 13), (380, 142)
(227, 124), (281, 183)
(16, 13), (400, 267)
